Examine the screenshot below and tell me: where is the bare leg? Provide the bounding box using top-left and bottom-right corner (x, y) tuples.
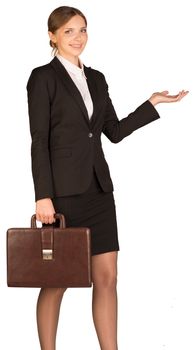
(36, 287), (67, 350)
(92, 251), (118, 350)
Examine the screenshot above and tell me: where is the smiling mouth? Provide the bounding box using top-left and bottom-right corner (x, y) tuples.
(70, 44), (82, 49)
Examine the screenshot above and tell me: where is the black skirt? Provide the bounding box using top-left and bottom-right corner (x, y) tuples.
(52, 168), (120, 256)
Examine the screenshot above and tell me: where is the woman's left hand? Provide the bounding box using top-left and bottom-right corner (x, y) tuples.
(149, 90), (189, 106)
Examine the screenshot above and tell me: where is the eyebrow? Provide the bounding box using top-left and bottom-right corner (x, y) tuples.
(64, 26), (87, 29)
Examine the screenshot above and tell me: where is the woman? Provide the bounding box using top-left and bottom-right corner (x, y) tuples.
(27, 6), (188, 350)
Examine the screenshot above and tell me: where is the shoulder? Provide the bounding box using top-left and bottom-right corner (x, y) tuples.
(84, 65), (106, 80)
(26, 60), (56, 89)
(84, 65), (108, 90)
(29, 60), (54, 76)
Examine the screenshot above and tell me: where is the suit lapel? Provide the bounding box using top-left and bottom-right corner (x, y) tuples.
(50, 57), (97, 126)
(83, 66), (98, 124)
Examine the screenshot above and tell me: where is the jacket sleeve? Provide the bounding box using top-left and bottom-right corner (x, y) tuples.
(27, 69), (54, 201)
(102, 75), (160, 143)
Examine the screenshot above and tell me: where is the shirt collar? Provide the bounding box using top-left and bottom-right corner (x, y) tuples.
(57, 54), (87, 79)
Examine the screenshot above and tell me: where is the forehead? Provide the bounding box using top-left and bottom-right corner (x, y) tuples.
(63, 15), (86, 28)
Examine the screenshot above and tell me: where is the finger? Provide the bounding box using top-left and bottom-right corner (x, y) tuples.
(180, 91), (185, 98)
(161, 90), (169, 95)
(179, 91), (189, 100)
(171, 91), (187, 102)
(42, 214), (50, 224)
(178, 90), (185, 99)
(176, 92), (183, 101)
(177, 91), (182, 98)
(48, 215), (55, 224)
(36, 213), (41, 222)
(41, 215), (47, 224)
(182, 90), (189, 96)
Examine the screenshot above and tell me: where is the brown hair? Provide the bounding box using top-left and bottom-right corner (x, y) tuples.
(48, 6), (87, 55)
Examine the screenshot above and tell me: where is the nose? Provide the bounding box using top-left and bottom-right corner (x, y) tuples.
(74, 32), (82, 41)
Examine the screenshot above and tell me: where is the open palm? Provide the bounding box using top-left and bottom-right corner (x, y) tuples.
(150, 90), (189, 105)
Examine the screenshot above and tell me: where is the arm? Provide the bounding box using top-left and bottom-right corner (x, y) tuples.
(27, 68), (54, 201)
(102, 76), (160, 143)
(27, 69), (55, 224)
(102, 75), (188, 143)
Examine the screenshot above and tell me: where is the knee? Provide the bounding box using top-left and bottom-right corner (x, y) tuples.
(93, 271), (117, 290)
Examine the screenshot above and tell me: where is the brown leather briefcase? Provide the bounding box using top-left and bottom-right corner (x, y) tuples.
(7, 214), (92, 288)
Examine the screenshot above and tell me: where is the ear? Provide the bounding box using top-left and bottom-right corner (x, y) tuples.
(48, 31), (57, 44)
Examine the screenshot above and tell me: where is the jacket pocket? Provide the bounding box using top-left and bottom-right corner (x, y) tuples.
(51, 147), (72, 158)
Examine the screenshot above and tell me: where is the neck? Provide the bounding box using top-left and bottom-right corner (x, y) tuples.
(58, 52), (79, 67)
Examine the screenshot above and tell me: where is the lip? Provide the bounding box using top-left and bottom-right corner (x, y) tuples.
(69, 44), (83, 49)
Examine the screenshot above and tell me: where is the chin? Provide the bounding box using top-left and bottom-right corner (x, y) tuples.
(71, 49), (84, 55)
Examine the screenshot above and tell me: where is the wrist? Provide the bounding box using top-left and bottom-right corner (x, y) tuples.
(149, 95), (158, 106)
(36, 198), (52, 204)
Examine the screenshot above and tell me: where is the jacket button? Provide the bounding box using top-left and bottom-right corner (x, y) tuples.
(88, 132), (93, 138)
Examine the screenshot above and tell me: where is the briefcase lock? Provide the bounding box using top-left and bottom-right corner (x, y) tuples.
(42, 249), (53, 260)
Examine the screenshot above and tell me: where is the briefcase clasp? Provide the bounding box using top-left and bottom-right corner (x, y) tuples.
(42, 249), (53, 260)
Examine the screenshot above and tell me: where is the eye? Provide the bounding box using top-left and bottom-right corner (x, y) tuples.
(64, 29), (73, 35)
(81, 28), (87, 33)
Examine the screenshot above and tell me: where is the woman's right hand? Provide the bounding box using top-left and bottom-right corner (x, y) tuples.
(36, 198), (56, 224)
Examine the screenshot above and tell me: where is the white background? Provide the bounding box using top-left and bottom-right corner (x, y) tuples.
(0, 0), (193, 349)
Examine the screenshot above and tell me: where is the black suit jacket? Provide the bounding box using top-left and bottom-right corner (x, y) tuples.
(27, 57), (160, 201)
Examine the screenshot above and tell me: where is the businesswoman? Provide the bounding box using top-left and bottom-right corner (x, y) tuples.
(27, 6), (188, 350)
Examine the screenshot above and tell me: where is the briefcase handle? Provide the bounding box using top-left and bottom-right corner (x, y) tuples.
(31, 213), (66, 228)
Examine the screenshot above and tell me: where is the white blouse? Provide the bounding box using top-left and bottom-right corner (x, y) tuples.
(57, 54), (94, 119)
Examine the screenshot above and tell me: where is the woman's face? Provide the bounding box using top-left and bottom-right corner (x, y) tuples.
(49, 15), (88, 62)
